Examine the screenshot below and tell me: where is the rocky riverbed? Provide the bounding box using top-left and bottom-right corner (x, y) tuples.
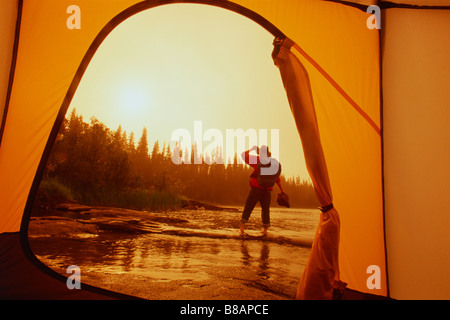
(28, 202), (317, 300)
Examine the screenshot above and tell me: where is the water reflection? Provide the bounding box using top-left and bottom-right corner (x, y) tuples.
(240, 241), (270, 279)
(29, 208), (316, 296)
(31, 232), (306, 282)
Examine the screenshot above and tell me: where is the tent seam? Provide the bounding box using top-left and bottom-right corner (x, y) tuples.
(380, 1), (450, 9)
(0, 0), (23, 149)
(292, 43), (381, 136)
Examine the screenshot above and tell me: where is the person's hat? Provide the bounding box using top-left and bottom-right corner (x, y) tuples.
(277, 192), (290, 208)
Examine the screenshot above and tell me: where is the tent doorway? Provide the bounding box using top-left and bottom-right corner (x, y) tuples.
(25, 3), (319, 300)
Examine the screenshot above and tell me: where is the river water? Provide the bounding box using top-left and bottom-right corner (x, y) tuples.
(29, 206), (320, 299)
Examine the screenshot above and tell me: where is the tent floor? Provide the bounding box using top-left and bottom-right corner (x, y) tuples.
(0, 232), (136, 300)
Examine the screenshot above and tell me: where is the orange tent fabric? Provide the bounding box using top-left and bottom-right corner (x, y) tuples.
(273, 37), (342, 299)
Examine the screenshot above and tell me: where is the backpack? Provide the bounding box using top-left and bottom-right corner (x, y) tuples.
(256, 158), (281, 189)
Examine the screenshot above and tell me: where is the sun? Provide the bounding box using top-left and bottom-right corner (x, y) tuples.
(119, 84), (149, 114)
(108, 82), (153, 133)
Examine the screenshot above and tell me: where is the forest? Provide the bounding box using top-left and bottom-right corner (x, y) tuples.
(37, 109), (319, 211)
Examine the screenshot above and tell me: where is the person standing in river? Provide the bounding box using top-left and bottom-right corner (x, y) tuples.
(239, 145), (285, 237)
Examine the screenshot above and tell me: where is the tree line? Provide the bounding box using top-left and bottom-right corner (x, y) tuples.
(40, 109), (319, 210)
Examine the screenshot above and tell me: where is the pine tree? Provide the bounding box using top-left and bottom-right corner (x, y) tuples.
(137, 127), (149, 157)
(128, 131), (136, 154)
(151, 140), (160, 160)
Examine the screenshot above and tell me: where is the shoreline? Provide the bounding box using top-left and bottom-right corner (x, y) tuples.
(29, 202), (313, 247)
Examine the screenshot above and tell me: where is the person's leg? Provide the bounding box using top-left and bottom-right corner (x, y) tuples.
(260, 190), (271, 235)
(241, 187), (259, 234)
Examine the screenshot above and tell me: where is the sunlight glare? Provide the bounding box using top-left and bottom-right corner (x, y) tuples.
(118, 84), (150, 115)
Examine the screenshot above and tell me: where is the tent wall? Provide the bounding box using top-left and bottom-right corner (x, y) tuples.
(0, 0), (19, 141)
(239, 1), (385, 296)
(382, 7), (450, 300)
(0, 0), (142, 234)
(1, 0), (385, 298)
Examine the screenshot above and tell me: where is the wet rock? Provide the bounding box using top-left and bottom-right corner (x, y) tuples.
(147, 216), (188, 224)
(181, 200), (239, 212)
(55, 203), (92, 212)
(29, 204), (188, 237)
(28, 216), (98, 238)
(84, 219), (158, 235)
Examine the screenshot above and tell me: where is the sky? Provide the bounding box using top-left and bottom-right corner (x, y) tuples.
(68, 4), (309, 180)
